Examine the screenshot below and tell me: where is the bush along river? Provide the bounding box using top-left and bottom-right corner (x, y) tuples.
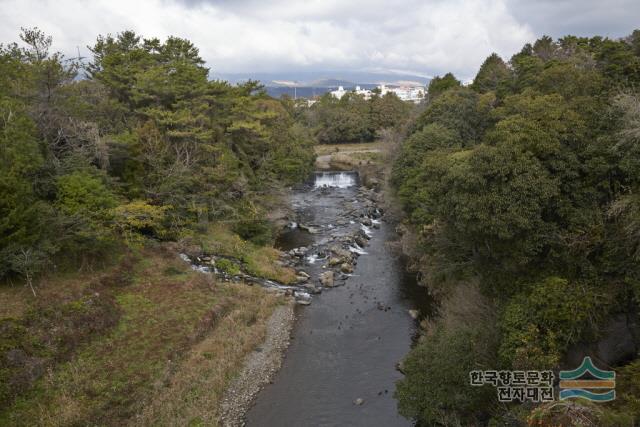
(244, 171), (433, 426)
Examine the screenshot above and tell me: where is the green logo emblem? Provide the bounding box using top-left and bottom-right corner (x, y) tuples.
(559, 357), (615, 402)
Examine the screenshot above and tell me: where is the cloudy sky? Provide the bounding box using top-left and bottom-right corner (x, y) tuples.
(0, 0), (639, 80)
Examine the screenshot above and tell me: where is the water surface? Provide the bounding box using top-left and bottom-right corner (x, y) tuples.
(247, 172), (431, 427)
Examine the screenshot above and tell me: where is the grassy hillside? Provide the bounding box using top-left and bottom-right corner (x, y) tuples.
(0, 236), (289, 426)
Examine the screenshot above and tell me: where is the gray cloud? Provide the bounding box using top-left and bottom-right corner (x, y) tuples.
(0, 0), (638, 80)
(506, 0), (640, 39)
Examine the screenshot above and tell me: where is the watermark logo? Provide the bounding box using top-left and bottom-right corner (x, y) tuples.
(559, 357), (615, 402)
(470, 370), (555, 402)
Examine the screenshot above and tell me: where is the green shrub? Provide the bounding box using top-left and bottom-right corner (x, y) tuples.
(499, 277), (600, 370)
(112, 200), (169, 243)
(396, 321), (497, 426)
(56, 171), (117, 218)
(611, 359), (640, 419)
(232, 219), (273, 246)
(215, 258), (240, 276)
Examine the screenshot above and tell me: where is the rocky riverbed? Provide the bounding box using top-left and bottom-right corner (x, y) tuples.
(245, 171), (432, 426)
(179, 171), (430, 426)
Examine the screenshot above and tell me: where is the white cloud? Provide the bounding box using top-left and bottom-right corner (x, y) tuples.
(0, 0), (637, 80)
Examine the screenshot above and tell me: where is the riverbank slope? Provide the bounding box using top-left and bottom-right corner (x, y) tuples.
(0, 226), (296, 426)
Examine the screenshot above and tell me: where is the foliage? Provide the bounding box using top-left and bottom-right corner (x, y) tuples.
(471, 53), (512, 94)
(56, 171), (117, 217)
(527, 400), (633, 427)
(427, 72), (461, 99)
(215, 258), (241, 276)
(393, 29), (640, 424)
(499, 277), (600, 370)
(304, 91), (413, 144)
(613, 359), (640, 419)
(0, 99), (52, 278)
(396, 284), (498, 426)
(396, 325), (495, 426)
(411, 87), (488, 144)
(0, 27), (314, 281)
(232, 219), (273, 246)
(112, 200), (168, 243)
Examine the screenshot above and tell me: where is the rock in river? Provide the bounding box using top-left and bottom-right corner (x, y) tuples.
(330, 245), (353, 261)
(328, 257), (342, 267)
(340, 263), (353, 274)
(320, 271), (335, 287)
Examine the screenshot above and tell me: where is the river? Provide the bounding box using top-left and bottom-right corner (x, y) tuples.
(246, 171), (432, 427)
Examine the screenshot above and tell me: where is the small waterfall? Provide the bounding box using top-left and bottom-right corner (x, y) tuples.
(313, 171), (357, 188)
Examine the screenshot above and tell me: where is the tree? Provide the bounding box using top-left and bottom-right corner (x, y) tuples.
(412, 87), (486, 144)
(0, 99), (51, 278)
(8, 248), (47, 297)
(369, 92), (410, 130)
(471, 53), (511, 94)
(426, 72), (460, 100)
(396, 285), (498, 425)
(394, 28), (640, 425)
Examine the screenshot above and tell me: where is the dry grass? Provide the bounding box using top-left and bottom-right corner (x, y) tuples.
(133, 285), (280, 426)
(0, 283), (30, 319)
(314, 141), (383, 155)
(0, 245), (285, 427)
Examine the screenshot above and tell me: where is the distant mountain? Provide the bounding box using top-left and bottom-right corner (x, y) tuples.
(213, 70), (432, 99)
(309, 78), (355, 87)
(212, 70), (431, 88)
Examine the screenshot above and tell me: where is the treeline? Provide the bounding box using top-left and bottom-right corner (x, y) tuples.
(295, 90), (414, 144)
(393, 32), (640, 424)
(0, 29), (314, 285)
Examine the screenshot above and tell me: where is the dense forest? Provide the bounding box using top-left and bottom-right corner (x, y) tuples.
(393, 32), (640, 425)
(0, 28), (314, 284)
(293, 90), (413, 144)
(0, 28), (316, 423)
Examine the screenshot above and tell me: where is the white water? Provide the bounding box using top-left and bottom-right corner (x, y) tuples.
(314, 172), (357, 188)
(349, 243), (368, 255)
(179, 253), (215, 273)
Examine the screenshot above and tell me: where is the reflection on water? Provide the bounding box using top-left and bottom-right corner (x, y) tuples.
(275, 228), (314, 251)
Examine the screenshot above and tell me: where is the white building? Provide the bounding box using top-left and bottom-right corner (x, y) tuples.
(330, 84), (425, 103)
(329, 85), (373, 100)
(329, 86), (348, 99)
(354, 86), (373, 99)
(379, 84), (425, 103)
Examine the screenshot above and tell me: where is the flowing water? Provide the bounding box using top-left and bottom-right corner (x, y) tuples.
(246, 171), (432, 427)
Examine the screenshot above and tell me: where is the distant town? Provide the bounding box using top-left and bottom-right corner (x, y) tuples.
(329, 84), (425, 103)
(263, 81), (428, 104)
